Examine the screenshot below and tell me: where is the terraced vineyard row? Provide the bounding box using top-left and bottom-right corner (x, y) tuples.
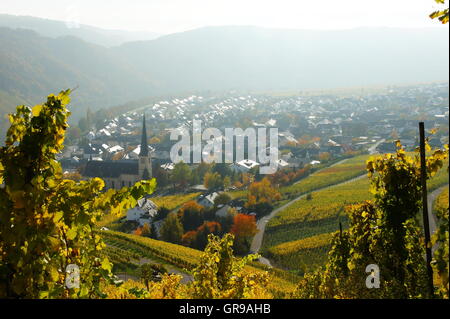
(266, 232), (334, 273)
(99, 230), (298, 296)
(101, 230), (200, 270)
(268, 177), (371, 229)
(434, 187), (449, 213)
(280, 154), (370, 199)
(102, 245), (141, 274)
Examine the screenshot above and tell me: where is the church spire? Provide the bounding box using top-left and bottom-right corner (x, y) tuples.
(139, 114), (149, 157)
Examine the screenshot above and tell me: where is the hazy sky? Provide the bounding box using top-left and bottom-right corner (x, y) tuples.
(0, 0), (446, 34)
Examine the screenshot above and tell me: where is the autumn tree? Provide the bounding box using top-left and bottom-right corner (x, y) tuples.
(160, 212), (184, 244)
(194, 221), (222, 250)
(214, 192), (232, 207)
(193, 162), (212, 181)
(231, 214), (258, 255)
(430, 0), (449, 24)
(178, 201), (205, 231)
(181, 230), (198, 247)
(154, 166), (169, 188)
(141, 222), (152, 238)
(318, 152), (331, 162)
(212, 163), (232, 178)
(191, 234), (270, 299)
(219, 207), (238, 233)
(431, 188), (449, 298)
(0, 90), (156, 298)
(204, 171), (223, 191)
(245, 177), (281, 216)
(171, 161), (191, 190)
(134, 227), (143, 236)
(139, 263), (168, 290)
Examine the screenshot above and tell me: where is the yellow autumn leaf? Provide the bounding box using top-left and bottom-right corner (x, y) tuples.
(32, 104), (43, 117)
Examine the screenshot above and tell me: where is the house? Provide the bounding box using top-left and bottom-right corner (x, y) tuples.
(215, 205), (231, 218)
(82, 144), (102, 159)
(128, 144), (156, 159)
(278, 132), (297, 146)
(275, 159), (289, 169)
(126, 197), (158, 226)
(160, 162), (175, 171)
(229, 159), (260, 173)
(197, 192), (220, 208)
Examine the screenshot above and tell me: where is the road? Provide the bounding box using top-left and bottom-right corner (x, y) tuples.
(250, 172), (367, 267)
(368, 139), (385, 154)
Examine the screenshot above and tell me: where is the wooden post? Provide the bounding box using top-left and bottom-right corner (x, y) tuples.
(419, 122), (434, 297)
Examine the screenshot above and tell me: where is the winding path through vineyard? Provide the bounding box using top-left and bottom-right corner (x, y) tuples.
(428, 184), (448, 253)
(250, 171), (367, 267)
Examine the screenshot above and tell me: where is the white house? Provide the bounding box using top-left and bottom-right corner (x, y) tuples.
(229, 159), (260, 173)
(126, 198), (158, 226)
(197, 192), (220, 208)
(160, 162), (175, 171)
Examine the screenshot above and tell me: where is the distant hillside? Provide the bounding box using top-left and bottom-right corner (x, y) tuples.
(114, 26), (449, 92)
(0, 23), (448, 135)
(0, 14), (160, 47)
(0, 27), (157, 131)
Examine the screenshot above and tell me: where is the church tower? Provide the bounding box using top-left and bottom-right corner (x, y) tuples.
(139, 115), (152, 180)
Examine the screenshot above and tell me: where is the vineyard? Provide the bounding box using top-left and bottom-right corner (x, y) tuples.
(434, 187), (449, 214)
(99, 230), (298, 296)
(279, 154), (370, 199)
(261, 157), (448, 271)
(428, 159), (449, 191)
(266, 232), (334, 273)
(262, 177), (372, 254)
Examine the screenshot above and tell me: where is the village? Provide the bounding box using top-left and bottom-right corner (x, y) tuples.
(57, 82), (449, 245)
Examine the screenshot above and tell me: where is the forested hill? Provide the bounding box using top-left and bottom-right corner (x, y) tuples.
(0, 24), (448, 133)
(0, 27), (157, 131)
(0, 14), (161, 47)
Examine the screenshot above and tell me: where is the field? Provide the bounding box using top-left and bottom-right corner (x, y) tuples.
(99, 230), (298, 296)
(151, 192), (201, 210)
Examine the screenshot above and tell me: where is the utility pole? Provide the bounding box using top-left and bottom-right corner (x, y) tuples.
(419, 122), (434, 298)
